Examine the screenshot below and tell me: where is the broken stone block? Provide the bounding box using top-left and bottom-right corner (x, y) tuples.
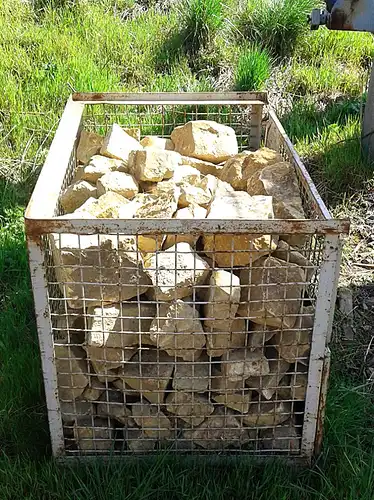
(57, 197), (99, 219)
(53, 310), (85, 344)
(76, 130), (103, 165)
(222, 348), (270, 382)
(131, 193), (178, 253)
(212, 390), (252, 413)
(237, 256), (306, 329)
(81, 377), (106, 401)
(55, 344), (89, 400)
(140, 136), (174, 150)
(89, 191), (131, 218)
(246, 347), (290, 400)
(130, 401), (171, 439)
(178, 183), (212, 209)
(86, 302), (156, 350)
(288, 366), (308, 400)
(166, 392), (214, 426)
(260, 420), (300, 451)
(173, 164), (201, 186)
(125, 428), (156, 452)
(74, 416), (113, 451)
(199, 174), (235, 198)
(210, 368), (243, 393)
(129, 148), (181, 182)
(96, 390), (132, 425)
(100, 124), (142, 162)
(203, 192), (276, 267)
(183, 407), (250, 449)
(172, 355), (210, 392)
(50, 233), (150, 308)
(144, 242), (210, 301)
(149, 300), (205, 361)
(271, 306), (314, 363)
(123, 128), (141, 142)
(171, 120), (238, 164)
(86, 345), (137, 373)
(118, 349), (174, 405)
(163, 205), (207, 250)
(96, 171), (139, 199)
(243, 401), (291, 427)
(60, 400), (94, 424)
(60, 180), (97, 213)
(75, 155), (126, 183)
(272, 240), (315, 282)
(205, 319), (248, 357)
(112, 378), (140, 395)
(181, 156), (225, 177)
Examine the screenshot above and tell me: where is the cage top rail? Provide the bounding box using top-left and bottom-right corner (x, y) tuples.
(72, 91), (268, 106)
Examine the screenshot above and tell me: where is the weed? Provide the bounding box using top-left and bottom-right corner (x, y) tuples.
(235, 45), (271, 91)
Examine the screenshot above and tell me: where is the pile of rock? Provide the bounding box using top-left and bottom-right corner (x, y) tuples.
(54, 120), (314, 453)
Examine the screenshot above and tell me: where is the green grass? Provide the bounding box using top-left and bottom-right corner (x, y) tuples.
(235, 45), (271, 91)
(1, 0), (374, 498)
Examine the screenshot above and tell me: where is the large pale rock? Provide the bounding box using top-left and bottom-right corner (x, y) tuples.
(131, 401), (171, 439)
(237, 256), (306, 329)
(222, 348), (270, 382)
(50, 234), (150, 308)
(140, 136), (174, 150)
(124, 128), (141, 142)
(81, 377), (106, 401)
(118, 349), (174, 405)
(96, 391), (132, 425)
(149, 300), (205, 361)
(74, 417), (113, 451)
(86, 302), (156, 349)
(199, 174), (234, 198)
(270, 306), (313, 363)
(86, 345), (137, 372)
(212, 390), (252, 413)
(100, 124), (142, 162)
(260, 420), (300, 451)
(89, 191), (131, 218)
(55, 344), (88, 400)
(178, 183), (211, 209)
(210, 368), (243, 393)
(243, 401), (291, 427)
(75, 155), (126, 183)
(141, 179), (180, 201)
(125, 428), (156, 452)
(144, 242), (210, 301)
(57, 197), (98, 219)
(203, 192), (276, 267)
(272, 240), (315, 282)
(183, 408), (250, 449)
(203, 270), (240, 332)
(171, 121), (238, 164)
(246, 347), (290, 400)
(173, 165), (201, 186)
(173, 355), (209, 392)
(166, 392), (214, 426)
(60, 180), (97, 213)
(181, 156), (224, 177)
(163, 205), (207, 250)
(97, 171), (139, 199)
(76, 130), (103, 165)
(131, 193), (178, 253)
(247, 323), (277, 349)
(205, 319), (247, 357)
(129, 148), (181, 182)
(220, 148), (283, 191)
(247, 162), (305, 220)
(60, 400), (94, 424)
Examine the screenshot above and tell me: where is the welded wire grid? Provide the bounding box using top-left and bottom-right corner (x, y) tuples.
(37, 99), (330, 456)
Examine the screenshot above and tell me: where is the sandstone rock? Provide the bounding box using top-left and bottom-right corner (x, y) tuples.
(86, 302), (156, 350)
(55, 344), (88, 400)
(272, 240), (315, 282)
(289, 370), (308, 401)
(246, 347), (290, 400)
(57, 197), (98, 218)
(243, 401), (291, 427)
(86, 345), (137, 373)
(183, 407), (250, 449)
(125, 428), (156, 452)
(112, 378), (140, 395)
(212, 390), (252, 413)
(60, 180), (97, 213)
(129, 148), (181, 182)
(222, 348), (270, 382)
(149, 300), (205, 361)
(178, 183), (211, 209)
(100, 124), (142, 162)
(131, 193), (178, 253)
(260, 420), (300, 451)
(228, 319), (249, 350)
(220, 148), (283, 191)
(270, 306), (314, 363)
(74, 416), (113, 451)
(181, 156), (224, 177)
(171, 121), (238, 164)
(173, 355), (209, 392)
(205, 318), (248, 357)
(203, 269), (240, 331)
(76, 155), (126, 183)
(50, 233), (150, 308)
(97, 171), (139, 199)
(60, 400), (94, 424)
(210, 368), (243, 393)
(166, 392), (214, 426)
(124, 128), (141, 142)
(199, 174), (234, 198)
(96, 390), (132, 425)
(203, 192), (276, 267)
(130, 401), (171, 439)
(140, 136), (174, 150)
(89, 191), (131, 218)
(247, 323), (277, 349)
(144, 242), (210, 301)
(81, 377), (106, 401)
(163, 205), (207, 250)
(141, 179), (181, 205)
(77, 130), (103, 165)
(173, 165), (201, 186)
(54, 311), (85, 344)
(237, 256), (306, 329)
(118, 349), (174, 405)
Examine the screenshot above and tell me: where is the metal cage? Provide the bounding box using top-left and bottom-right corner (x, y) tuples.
(25, 92), (349, 464)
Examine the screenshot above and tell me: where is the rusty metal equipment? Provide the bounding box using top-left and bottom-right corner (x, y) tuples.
(25, 92), (349, 464)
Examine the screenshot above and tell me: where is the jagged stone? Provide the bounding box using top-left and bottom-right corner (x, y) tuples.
(140, 136), (174, 150)
(222, 348), (270, 382)
(166, 392), (214, 426)
(163, 205), (207, 250)
(243, 401), (291, 427)
(173, 355), (210, 392)
(81, 377), (106, 401)
(55, 344), (88, 400)
(96, 390), (133, 425)
(181, 156), (225, 177)
(96, 171), (139, 199)
(100, 123), (142, 162)
(75, 155), (126, 183)
(129, 148), (181, 182)
(130, 401), (172, 439)
(76, 130), (103, 165)
(60, 180), (97, 213)
(74, 417), (114, 451)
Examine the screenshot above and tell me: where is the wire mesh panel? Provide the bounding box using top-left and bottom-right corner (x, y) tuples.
(25, 92), (348, 462)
